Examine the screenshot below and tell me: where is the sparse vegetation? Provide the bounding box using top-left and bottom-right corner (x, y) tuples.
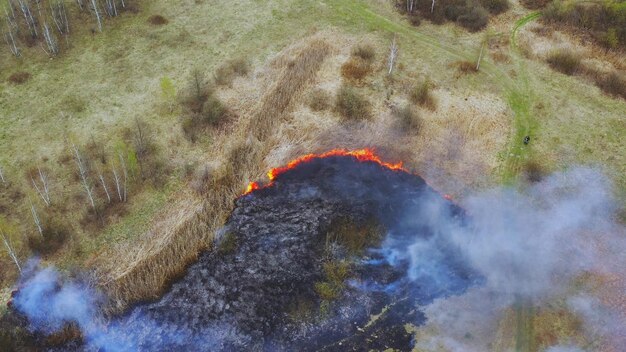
(546, 49), (580, 75)
(148, 15), (169, 26)
(341, 57), (371, 81)
(456, 60), (479, 74)
(27, 219), (71, 256)
(181, 70), (228, 141)
(8, 72), (31, 84)
(394, 104), (423, 132)
(410, 79), (436, 110)
(543, 1), (626, 50)
(214, 58), (250, 86)
(324, 216), (383, 255)
(351, 43), (376, 62)
(595, 72), (626, 100)
(314, 260), (351, 301)
(308, 89), (331, 111)
(334, 85), (371, 120)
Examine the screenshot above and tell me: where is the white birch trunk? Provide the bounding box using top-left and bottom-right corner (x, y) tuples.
(1, 232), (21, 273)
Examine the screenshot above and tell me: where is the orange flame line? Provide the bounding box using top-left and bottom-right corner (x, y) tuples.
(243, 148), (406, 195)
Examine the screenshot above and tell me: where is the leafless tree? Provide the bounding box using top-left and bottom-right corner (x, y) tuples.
(31, 166), (51, 206)
(3, 6), (20, 57)
(118, 152), (128, 202)
(72, 143), (96, 211)
(90, 0), (102, 32)
(431, 0), (436, 13)
(103, 0), (117, 17)
(0, 165), (6, 184)
(16, 0), (37, 38)
(41, 20), (58, 55)
(50, 1), (69, 38)
(387, 35), (399, 75)
(406, 0), (415, 13)
(30, 200), (43, 236)
(112, 166), (123, 202)
(98, 170), (111, 203)
(1, 231), (21, 273)
(76, 0), (85, 11)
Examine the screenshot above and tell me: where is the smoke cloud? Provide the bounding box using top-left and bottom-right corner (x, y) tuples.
(11, 167), (626, 351)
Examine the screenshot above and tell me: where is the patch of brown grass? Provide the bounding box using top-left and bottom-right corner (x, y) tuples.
(341, 56), (371, 81)
(147, 15), (168, 25)
(308, 88), (331, 111)
(8, 72), (31, 84)
(456, 60), (479, 74)
(546, 49), (581, 75)
(595, 72), (626, 100)
(410, 79), (437, 110)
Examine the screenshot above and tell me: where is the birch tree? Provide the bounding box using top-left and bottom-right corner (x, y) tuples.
(387, 35), (399, 75)
(0, 165), (5, 184)
(112, 166), (123, 202)
(51, 1), (70, 39)
(72, 143), (96, 211)
(1, 231), (21, 273)
(90, 0), (102, 32)
(16, 0), (37, 38)
(98, 170), (111, 203)
(30, 200), (43, 236)
(31, 166), (51, 206)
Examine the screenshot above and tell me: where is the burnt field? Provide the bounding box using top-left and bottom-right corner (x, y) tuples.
(8, 152), (481, 351)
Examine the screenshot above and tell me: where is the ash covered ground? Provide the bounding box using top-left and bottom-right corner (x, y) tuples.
(107, 155), (478, 351)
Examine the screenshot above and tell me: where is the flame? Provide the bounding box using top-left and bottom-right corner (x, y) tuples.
(243, 148), (406, 195)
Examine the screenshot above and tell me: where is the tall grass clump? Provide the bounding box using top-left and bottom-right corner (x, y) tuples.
(410, 79), (436, 110)
(351, 44), (376, 62)
(546, 49), (580, 75)
(334, 85), (371, 120)
(393, 104), (423, 132)
(595, 72), (626, 100)
(214, 58), (250, 86)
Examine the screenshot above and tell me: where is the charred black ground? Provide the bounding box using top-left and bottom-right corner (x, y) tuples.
(8, 154), (480, 351)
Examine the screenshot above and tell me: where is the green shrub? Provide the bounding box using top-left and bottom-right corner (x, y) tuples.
(546, 49), (580, 75)
(201, 96), (226, 125)
(334, 85), (371, 120)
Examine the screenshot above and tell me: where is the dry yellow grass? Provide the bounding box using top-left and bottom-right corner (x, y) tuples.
(96, 36), (332, 310)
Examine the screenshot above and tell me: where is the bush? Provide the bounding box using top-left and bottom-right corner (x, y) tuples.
(410, 79), (436, 110)
(148, 15), (168, 25)
(308, 89), (331, 111)
(595, 72), (626, 100)
(8, 72), (31, 84)
(408, 14), (422, 26)
(546, 49), (580, 75)
(394, 104), (422, 132)
(334, 85), (371, 120)
(457, 5), (489, 32)
(201, 96), (227, 125)
(27, 219), (71, 256)
(341, 57), (371, 81)
(479, 0), (509, 14)
(351, 44), (376, 62)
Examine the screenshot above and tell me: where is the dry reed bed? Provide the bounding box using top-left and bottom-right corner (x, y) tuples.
(97, 38), (332, 312)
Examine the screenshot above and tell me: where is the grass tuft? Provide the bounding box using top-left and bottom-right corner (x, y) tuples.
(334, 85), (371, 120)
(148, 15), (169, 26)
(546, 49), (581, 75)
(341, 57), (371, 81)
(393, 104), (422, 132)
(351, 43), (376, 62)
(8, 72), (31, 84)
(308, 89), (331, 111)
(595, 72), (626, 100)
(410, 79), (436, 110)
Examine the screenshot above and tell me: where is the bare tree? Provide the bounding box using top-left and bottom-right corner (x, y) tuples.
(118, 152), (128, 202)
(89, 0), (102, 32)
(30, 200), (43, 236)
(1, 231), (21, 273)
(98, 171), (111, 203)
(76, 0), (85, 11)
(41, 20), (59, 56)
(112, 166), (123, 202)
(50, 1), (70, 40)
(387, 35), (399, 75)
(31, 166), (51, 206)
(72, 143), (96, 211)
(103, 0), (117, 17)
(3, 7), (20, 57)
(431, 0), (436, 13)
(16, 0), (38, 38)
(406, 0), (415, 13)
(0, 165), (5, 184)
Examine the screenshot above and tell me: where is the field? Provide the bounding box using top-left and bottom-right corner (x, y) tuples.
(1, 0), (625, 350)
